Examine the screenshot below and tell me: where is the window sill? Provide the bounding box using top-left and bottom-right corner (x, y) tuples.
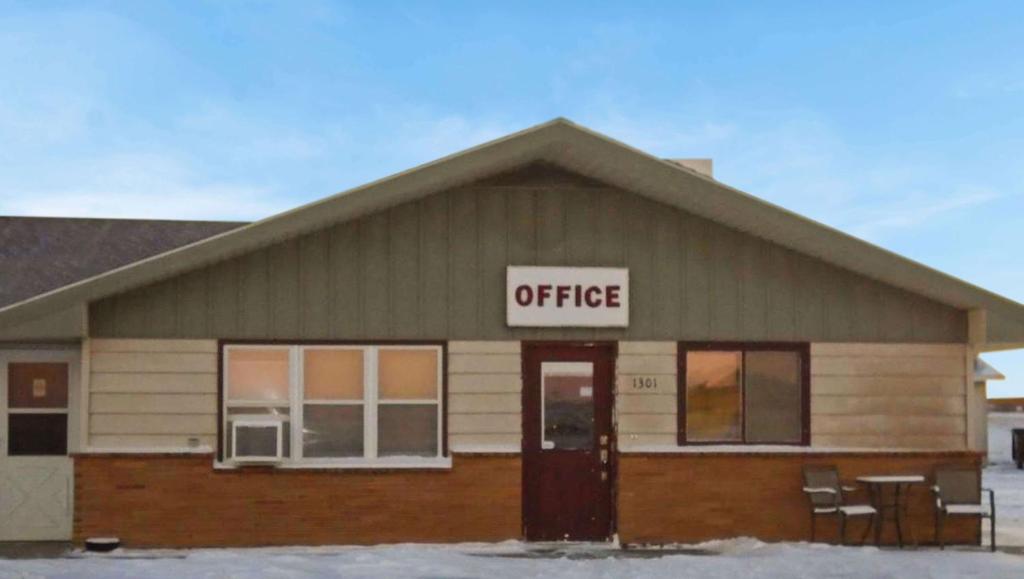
(628, 444), (810, 454)
(620, 445), (978, 456)
(213, 456), (454, 471)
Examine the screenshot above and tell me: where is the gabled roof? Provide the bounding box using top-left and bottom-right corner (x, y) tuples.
(0, 216), (244, 307)
(1, 118), (1023, 345)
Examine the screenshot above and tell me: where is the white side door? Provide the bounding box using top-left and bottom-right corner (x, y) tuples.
(0, 349), (79, 541)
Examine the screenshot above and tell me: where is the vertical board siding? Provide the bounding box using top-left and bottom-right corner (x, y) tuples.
(330, 220), (361, 338)
(625, 195), (653, 340)
(765, 245), (796, 340)
(810, 343), (968, 449)
(208, 258), (239, 338)
(269, 240), (300, 337)
(449, 189), (479, 339)
(390, 204), (421, 339)
(90, 165), (966, 343)
(300, 230), (331, 339)
(360, 212), (390, 338)
(419, 194), (449, 338)
(683, 215), (710, 338)
(652, 206), (680, 340)
(87, 339), (218, 450)
(239, 250), (270, 338)
(176, 269), (209, 338)
(478, 189), (509, 340)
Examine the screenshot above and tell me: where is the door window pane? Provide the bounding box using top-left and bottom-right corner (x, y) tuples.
(303, 405), (363, 458)
(378, 349), (438, 400)
(378, 405), (437, 457)
(541, 362), (594, 450)
(8, 414), (67, 456)
(745, 351), (802, 443)
(304, 349), (363, 400)
(8, 363), (68, 409)
(686, 352), (742, 442)
(227, 349), (290, 401)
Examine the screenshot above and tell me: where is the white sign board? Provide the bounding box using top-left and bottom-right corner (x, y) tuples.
(506, 266), (629, 327)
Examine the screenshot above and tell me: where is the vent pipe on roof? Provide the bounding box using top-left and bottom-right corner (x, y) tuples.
(666, 158), (713, 179)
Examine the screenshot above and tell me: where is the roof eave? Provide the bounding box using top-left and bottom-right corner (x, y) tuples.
(2, 117), (1024, 340)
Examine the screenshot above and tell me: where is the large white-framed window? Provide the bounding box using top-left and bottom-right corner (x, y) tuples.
(221, 343), (446, 468)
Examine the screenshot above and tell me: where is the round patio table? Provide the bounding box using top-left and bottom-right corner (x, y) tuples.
(856, 475), (926, 548)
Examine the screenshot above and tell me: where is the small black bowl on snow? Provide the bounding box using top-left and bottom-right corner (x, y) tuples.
(84, 537), (121, 553)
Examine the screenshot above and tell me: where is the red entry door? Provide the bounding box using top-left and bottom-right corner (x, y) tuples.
(522, 343), (615, 541)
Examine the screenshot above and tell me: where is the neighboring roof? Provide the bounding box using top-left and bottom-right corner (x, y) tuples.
(975, 358), (1006, 381)
(988, 397), (1024, 411)
(1, 118), (1023, 345)
(0, 216), (245, 308)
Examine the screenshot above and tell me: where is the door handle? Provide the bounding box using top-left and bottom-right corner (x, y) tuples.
(600, 449), (608, 464)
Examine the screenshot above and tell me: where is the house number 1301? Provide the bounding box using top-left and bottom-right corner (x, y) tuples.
(632, 377), (659, 390)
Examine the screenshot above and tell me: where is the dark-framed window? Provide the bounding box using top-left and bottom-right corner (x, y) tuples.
(677, 342), (810, 445)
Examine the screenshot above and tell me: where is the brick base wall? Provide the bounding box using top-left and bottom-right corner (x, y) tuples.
(617, 451), (982, 546)
(76, 451), (983, 548)
(74, 454), (521, 547)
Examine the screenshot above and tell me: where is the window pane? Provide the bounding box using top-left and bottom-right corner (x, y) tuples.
(8, 414), (67, 456)
(745, 351), (803, 443)
(378, 349), (438, 400)
(303, 405), (363, 458)
(227, 408), (290, 458)
(8, 363), (68, 409)
(542, 362), (594, 450)
(227, 349), (290, 401)
(378, 405), (438, 457)
(686, 351), (742, 442)
(233, 425), (279, 457)
(304, 349), (363, 400)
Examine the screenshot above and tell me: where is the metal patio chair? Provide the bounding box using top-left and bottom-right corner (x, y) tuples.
(932, 465), (996, 552)
(802, 465), (877, 545)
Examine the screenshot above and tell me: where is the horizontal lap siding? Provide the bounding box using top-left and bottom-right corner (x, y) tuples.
(88, 339), (218, 450)
(88, 166), (966, 344)
(616, 342), (678, 450)
(810, 343), (967, 449)
(85, 340), (971, 453)
(447, 341), (522, 452)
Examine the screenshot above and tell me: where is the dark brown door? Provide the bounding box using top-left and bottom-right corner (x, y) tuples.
(522, 342), (615, 541)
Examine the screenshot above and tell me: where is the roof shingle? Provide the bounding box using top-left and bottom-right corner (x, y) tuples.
(0, 216), (245, 308)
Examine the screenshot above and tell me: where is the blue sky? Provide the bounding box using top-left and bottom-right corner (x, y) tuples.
(1, 1), (1022, 395)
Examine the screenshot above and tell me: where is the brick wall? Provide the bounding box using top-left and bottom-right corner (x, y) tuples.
(74, 454), (521, 547)
(617, 451), (982, 546)
(76, 451), (983, 547)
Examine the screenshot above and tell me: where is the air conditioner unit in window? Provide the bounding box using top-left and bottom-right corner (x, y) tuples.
(231, 417), (284, 464)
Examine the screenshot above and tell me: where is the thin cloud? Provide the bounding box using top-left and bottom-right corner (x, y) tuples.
(850, 188), (1002, 238)
(0, 153), (285, 221)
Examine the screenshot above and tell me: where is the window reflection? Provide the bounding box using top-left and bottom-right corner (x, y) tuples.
(686, 351), (742, 442)
(227, 349), (289, 401)
(745, 351), (802, 443)
(541, 362), (594, 450)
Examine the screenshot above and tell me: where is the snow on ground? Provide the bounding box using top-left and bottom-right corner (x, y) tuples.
(0, 540), (1023, 579)
(987, 464), (1024, 547)
(985, 412), (1024, 547)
